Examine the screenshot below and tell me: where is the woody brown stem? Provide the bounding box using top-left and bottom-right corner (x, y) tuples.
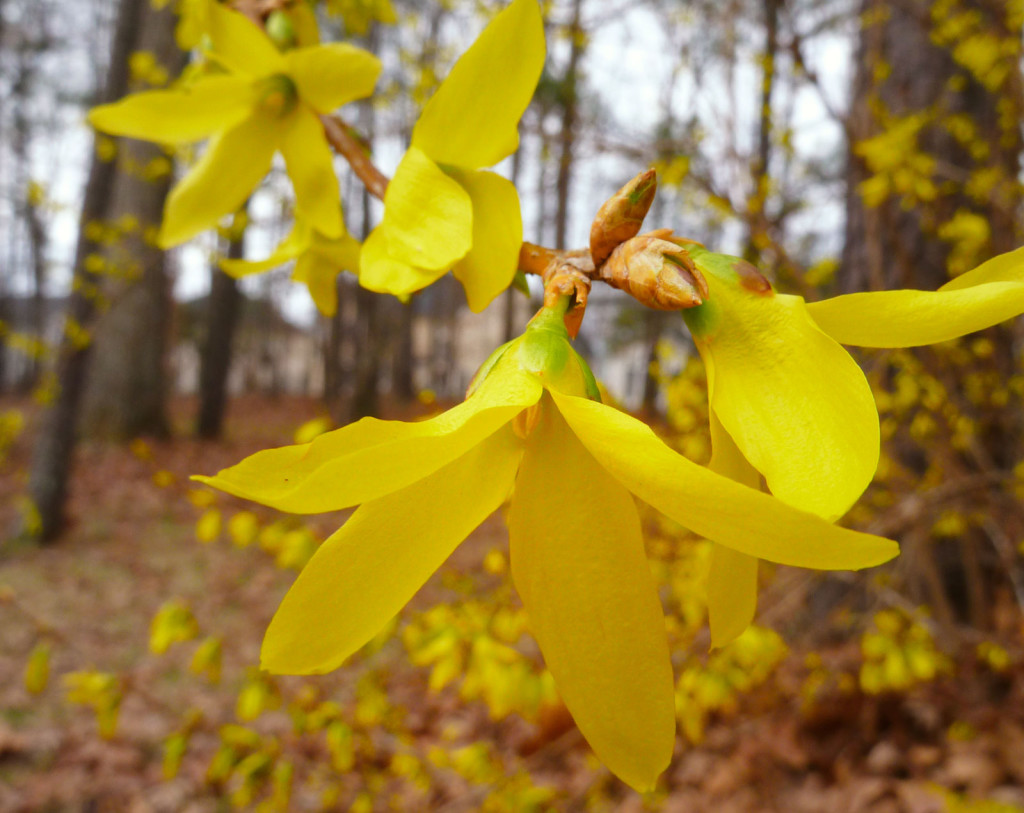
(321, 114), (706, 315)
(320, 115), (389, 201)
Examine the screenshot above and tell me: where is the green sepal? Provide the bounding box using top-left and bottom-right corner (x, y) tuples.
(466, 339), (515, 398)
(512, 270), (531, 297)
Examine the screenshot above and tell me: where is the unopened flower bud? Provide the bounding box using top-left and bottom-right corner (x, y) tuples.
(265, 11), (297, 50)
(257, 74), (299, 118)
(600, 229), (709, 310)
(589, 169), (658, 266)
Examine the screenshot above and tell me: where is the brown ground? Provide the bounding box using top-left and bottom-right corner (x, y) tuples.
(1, 396), (1023, 812)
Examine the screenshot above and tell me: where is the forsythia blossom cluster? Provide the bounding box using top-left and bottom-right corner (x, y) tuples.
(98, 0), (1024, 792)
(197, 299), (899, 789)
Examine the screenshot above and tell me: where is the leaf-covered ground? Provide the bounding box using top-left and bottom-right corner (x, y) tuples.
(1, 395), (1023, 812)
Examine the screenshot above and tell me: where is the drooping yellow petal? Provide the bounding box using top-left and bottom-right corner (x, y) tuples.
(207, 1), (285, 77)
(941, 245), (1024, 289)
(220, 224), (310, 278)
(450, 169), (522, 312)
(358, 227), (444, 297)
(684, 250), (879, 520)
(509, 397), (675, 792)
(708, 545), (758, 649)
(290, 231), (361, 315)
(194, 358), (542, 512)
(551, 392), (899, 570)
(279, 107), (343, 238)
(88, 76), (255, 144)
(412, 0), (544, 168)
(284, 44), (381, 113)
(262, 427), (522, 674)
(287, 2), (320, 46)
(806, 247), (1024, 348)
(293, 252), (339, 316)
(706, 413), (761, 648)
(159, 114), (277, 248)
(381, 147), (472, 271)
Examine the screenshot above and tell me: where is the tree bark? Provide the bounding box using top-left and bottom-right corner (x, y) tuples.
(841, 0), (1024, 627)
(79, 2), (186, 440)
(21, 0), (150, 542)
(196, 230), (244, 439)
(743, 0), (780, 264)
(842, 0), (1021, 292)
(348, 286), (379, 420)
(554, 0), (584, 250)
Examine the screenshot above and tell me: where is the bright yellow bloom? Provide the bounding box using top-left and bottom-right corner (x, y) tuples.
(681, 245), (1024, 646)
(220, 220), (360, 317)
(358, 0), (544, 312)
(88, 1), (380, 248)
(195, 301), (897, 790)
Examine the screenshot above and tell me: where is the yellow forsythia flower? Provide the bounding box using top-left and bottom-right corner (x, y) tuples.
(220, 220), (359, 317)
(359, 0), (544, 312)
(89, 2), (380, 248)
(195, 299), (896, 790)
(681, 245), (1024, 646)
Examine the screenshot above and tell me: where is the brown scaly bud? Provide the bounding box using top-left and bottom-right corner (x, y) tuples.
(589, 169), (658, 267)
(599, 229), (709, 310)
(542, 261), (592, 338)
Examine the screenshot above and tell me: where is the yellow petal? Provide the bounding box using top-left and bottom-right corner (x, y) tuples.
(550, 392), (899, 570)
(685, 252), (878, 520)
(292, 254), (338, 316)
(220, 224), (310, 277)
(194, 359), (542, 512)
(941, 245), (1024, 289)
(262, 427), (522, 674)
(358, 226), (444, 297)
(450, 169), (522, 312)
(287, 2), (320, 46)
(806, 246), (1024, 348)
(382, 147), (472, 270)
(159, 114), (277, 247)
(292, 231), (361, 315)
(412, 0), (544, 168)
(285, 44), (381, 114)
(707, 544), (758, 649)
(705, 412), (760, 648)
(88, 76), (255, 143)
(509, 397), (675, 791)
(279, 107), (343, 238)
(208, 1), (285, 76)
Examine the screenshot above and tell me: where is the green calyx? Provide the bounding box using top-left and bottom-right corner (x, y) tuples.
(682, 247), (774, 338)
(256, 74), (299, 118)
(265, 11), (298, 50)
(466, 300), (601, 401)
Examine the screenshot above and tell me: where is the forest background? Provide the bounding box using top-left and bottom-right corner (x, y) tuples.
(1, 0), (1024, 810)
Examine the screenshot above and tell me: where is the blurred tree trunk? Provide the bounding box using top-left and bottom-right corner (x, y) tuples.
(640, 310), (663, 419)
(323, 277), (345, 412)
(842, 0), (1022, 291)
(391, 300), (415, 403)
(841, 0), (1024, 627)
(196, 221), (244, 439)
(743, 0), (780, 265)
(80, 2), (186, 440)
(7, 0), (51, 393)
(22, 0), (153, 542)
(554, 0), (584, 250)
(347, 22), (382, 421)
(349, 286), (379, 420)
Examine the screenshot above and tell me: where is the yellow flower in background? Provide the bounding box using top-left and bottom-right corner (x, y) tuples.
(358, 0), (544, 312)
(681, 244), (1024, 647)
(220, 220), (360, 317)
(89, 1), (380, 248)
(195, 300), (897, 790)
